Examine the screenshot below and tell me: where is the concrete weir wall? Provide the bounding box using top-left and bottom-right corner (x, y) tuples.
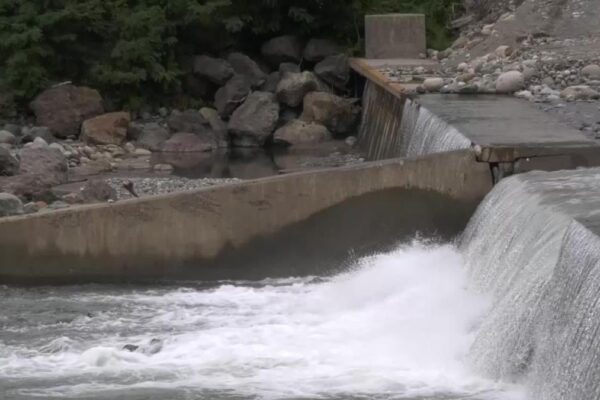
(0, 150), (491, 284)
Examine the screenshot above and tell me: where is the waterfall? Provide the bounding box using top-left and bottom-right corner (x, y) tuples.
(358, 81), (471, 160)
(461, 168), (600, 399)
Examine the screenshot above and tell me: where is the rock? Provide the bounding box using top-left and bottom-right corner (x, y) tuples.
(161, 133), (214, 153)
(228, 92), (280, 147)
(122, 344), (139, 352)
(495, 45), (514, 58)
(199, 107), (229, 148)
(0, 130), (16, 145)
(81, 112), (130, 145)
(303, 38), (342, 63)
(515, 90), (534, 101)
(30, 83), (104, 138)
(193, 55), (234, 85)
(314, 54), (350, 90)
(20, 126), (54, 144)
(581, 64), (600, 80)
(301, 92), (360, 135)
(227, 52), (267, 88)
(30, 137), (49, 149)
(23, 202), (40, 214)
(167, 110), (208, 134)
(423, 77), (445, 92)
(279, 62), (300, 74)
(130, 123), (170, 151)
(0, 193), (23, 217)
(81, 179), (117, 203)
(48, 200), (69, 210)
(276, 71), (320, 107)
(153, 163), (174, 172)
(214, 75), (252, 118)
(495, 71), (524, 93)
(3, 124), (20, 136)
(62, 192), (84, 204)
(0, 174), (56, 202)
(481, 24), (495, 35)
(19, 147), (68, 185)
(345, 136), (357, 147)
(0, 148), (19, 176)
(561, 85), (600, 101)
(274, 119), (331, 146)
(261, 72), (281, 93)
(134, 148), (152, 156)
(261, 35), (303, 67)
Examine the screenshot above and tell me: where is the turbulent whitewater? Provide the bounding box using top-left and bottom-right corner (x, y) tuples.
(0, 243), (522, 400)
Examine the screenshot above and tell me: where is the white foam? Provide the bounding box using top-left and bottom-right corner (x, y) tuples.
(0, 243), (524, 399)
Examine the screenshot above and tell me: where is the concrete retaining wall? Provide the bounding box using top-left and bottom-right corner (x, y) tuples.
(0, 150), (492, 284)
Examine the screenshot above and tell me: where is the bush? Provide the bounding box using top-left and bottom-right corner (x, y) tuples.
(0, 0), (461, 110)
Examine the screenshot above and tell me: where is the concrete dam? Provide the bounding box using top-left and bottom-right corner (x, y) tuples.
(3, 42), (600, 400)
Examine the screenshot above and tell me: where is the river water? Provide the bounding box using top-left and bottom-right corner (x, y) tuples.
(0, 243), (524, 400)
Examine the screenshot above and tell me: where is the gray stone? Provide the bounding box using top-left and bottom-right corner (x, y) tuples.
(301, 92), (360, 135)
(134, 123), (170, 152)
(495, 71), (524, 93)
(48, 200), (69, 210)
(261, 36), (303, 67)
(303, 38), (342, 63)
(30, 83), (104, 138)
(23, 202), (40, 214)
(0, 148), (19, 176)
(19, 147), (68, 186)
(0, 130), (16, 145)
(193, 55), (234, 85)
(199, 107), (229, 148)
(561, 85), (600, 101)
(227, 53), (267, 88)
(276, 71), (320, 107)
(260, 72), (281, 93)
(214, 75), (252, 118)
(167, 110), (209, 134)
(279, 62), (301, 74)
(20, 126), (54, 144)
(274, 119), (331, 146)
(30, 137), (49, 149)
(161, 133), (214, 153)
(81, 179), (117, 203)
(228, 92), (280, 147)
(581, 64), (600, 80)
(423, 77), (445, 92)
(0, 193), (23, 217)
(314, 54), (350, 90)
(3, 124), (20, 136)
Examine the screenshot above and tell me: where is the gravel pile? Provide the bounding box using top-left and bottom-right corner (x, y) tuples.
(106, 177), (240, 200)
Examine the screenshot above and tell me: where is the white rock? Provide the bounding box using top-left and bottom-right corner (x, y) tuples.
(495, 71), (525, 93)
(481, 24), (495, 35)
(49, 142), (66, 154)
(423, 77), (445, 92)
(31, 137), (49, 149)
(0, 130), (16, 145)
(515, 90), (534, 101)
(581, 64), (600, 80)
(134, 148), (152, 156)
(457, 62), (469, 72)
(495, 45), (513, 58)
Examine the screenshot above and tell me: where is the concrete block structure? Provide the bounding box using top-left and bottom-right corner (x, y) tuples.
(365, 14), (427, 59)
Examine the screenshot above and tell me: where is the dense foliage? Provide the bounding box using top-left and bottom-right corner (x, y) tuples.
(0, 0), (461, 110)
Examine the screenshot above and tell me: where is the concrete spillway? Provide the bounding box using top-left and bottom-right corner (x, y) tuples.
(461, 167), (600, 400)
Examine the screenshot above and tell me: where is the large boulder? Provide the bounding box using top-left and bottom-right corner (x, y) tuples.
(303, 38), (342, 63)
(81, 179), (117, 203)
(301, 92), (360, 135)
(227, 52), (267, 88)
(81, 112), (130, 145)
(495, 71), (524, 93)
(214, 75), (252, 118)
(560, 85), (600, 101)
(30, 83), (104, 138)
(161, 133), (214, 153)
(19, 147), (68, 185)
(261, 36), (303, 67)
(276, 71), (320, 107)
(199, 107), (229, 148)
(133, 123), (171, 151)
(314, 54), (350, 90)
(0, 192), (23, 217)
(167, 110), (209, 134)
(582, 64), (600, 80)
(193, 55), (234, 85)
(0, 148), (19, 176)
(274, 119), (331, 146)
(228, 92), (280, 147)
(0, 130), (16, 145)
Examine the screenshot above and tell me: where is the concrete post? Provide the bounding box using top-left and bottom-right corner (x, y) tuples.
(365, 14), (427, 59)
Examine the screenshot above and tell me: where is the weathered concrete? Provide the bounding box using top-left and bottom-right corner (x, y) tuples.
(365, 14), (427, 59)
(0, 150), (491, 284)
